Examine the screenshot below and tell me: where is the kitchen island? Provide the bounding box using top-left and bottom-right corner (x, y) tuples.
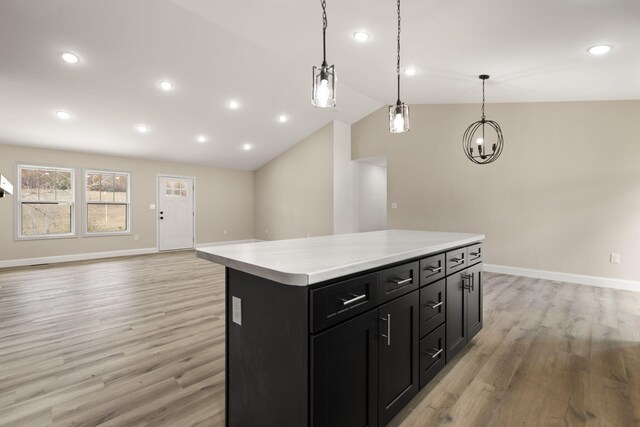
(197, 229), (485, 427)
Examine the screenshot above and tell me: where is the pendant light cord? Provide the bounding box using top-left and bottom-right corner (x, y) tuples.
(396, 0), (401, 104)
(321, 0), (327, 64)
(481, 78), (486, 120)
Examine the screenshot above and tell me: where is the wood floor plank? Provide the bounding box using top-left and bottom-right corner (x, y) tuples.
(1, 254), (638, 426)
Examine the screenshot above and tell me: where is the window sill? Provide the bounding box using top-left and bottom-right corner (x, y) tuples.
(83, 231), (132, 238)
(15, 234), (77, 242)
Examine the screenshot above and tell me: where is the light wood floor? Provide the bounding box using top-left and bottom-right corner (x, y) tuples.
(0, 253), (638, 426)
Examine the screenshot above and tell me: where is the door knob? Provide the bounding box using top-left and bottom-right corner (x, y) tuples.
(160, 216), (164, 220)
(160, 211), (164, 214)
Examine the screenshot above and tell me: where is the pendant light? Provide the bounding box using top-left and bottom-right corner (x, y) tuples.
(462, 75), (504, 164)
(389, 0), (409, 133)
(312, 0), (336, 108)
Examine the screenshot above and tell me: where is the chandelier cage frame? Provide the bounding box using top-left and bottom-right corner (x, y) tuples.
(462, 74), (504, 164)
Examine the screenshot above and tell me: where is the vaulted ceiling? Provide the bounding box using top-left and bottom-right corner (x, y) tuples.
(1, 0), (638, 170)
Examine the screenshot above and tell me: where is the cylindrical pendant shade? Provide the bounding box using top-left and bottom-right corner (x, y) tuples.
(389, 103), (409, 133)
(312, 65), (336, 108)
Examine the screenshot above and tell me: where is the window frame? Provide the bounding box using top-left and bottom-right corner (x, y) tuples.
(14, 163), (77, 241)
(82, 169), (132, 237)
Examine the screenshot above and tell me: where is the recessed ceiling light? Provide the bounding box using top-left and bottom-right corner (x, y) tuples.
(277, 115), (288, 123)
(60, 52), (79, 64)
(228, 100), (240, 109)
(136, 124), (150, 133)
(159, 80), (174, 91)
(196, 135), (208, 143)
(243, 143), (252, 151)
(403, 67), (416, 76)
(588, 45), (612, 55)
(55, 111), (72, 120)
(353, 31), (369, 42)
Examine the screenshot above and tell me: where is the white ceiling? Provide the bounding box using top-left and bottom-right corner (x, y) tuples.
(1, 0), (638, 170)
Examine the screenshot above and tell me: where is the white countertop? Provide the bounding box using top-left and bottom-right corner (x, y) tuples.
(196, 230), (484, 286)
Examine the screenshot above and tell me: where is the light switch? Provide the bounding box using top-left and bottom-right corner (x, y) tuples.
(232, 296), (242, 325)
(610, 253), (621, 264)
(391, 202), (398, 209)
(150, 204), (156, 210)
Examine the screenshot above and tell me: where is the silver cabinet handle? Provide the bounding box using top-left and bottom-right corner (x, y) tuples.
(426, 301), (443, 309)
(450, 258), (465, 265)
(462, 273), (472, 290)
(470, 252), (480, 257)
(425, 348), (443, 359)
(391, 277), (412, 286)
(340, 293), (366, 306)
(379, 314), (391, 346)
(426, 266), (442, 273)
(470, 274), (475, 292)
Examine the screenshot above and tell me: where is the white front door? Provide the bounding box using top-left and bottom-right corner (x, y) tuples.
(158, 176), (194, 251)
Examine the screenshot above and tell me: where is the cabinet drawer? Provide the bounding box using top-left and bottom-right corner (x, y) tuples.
(419, 324), (446, 389)
(419, 254), (445, 286)
(377, 261), (419, 304)
(419, 279), (445, 338)
(468, 243), (482, 265)
(446, 247), (468, 275)
(311, 273), (378, 332)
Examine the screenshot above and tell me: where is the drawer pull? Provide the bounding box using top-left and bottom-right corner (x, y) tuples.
(462, 274), (473, 291)
(426, 301), (443, 309)
(425, 348), (443, 359)
(450, 258), (464, 266)
(340, 293), (366, 306)
(470, 252), (480, 257)
(391, 277), (413, 286)
(425, 266), (442, 273)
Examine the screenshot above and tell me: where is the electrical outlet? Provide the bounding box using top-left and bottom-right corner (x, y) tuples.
(307, 233), (311, 238)
(134, 235), (139, 241)
(223, 229), (228, 235)
(391, 202), (398, 209)
(232, 296), (242, 325)
(265, 228), (269, 234)
(610, 253), (621, 264)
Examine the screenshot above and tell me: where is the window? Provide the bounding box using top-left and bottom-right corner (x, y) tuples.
(84, 170), (130, 235)
(17, 165), (75, 239)
(165, 180), (188, 197)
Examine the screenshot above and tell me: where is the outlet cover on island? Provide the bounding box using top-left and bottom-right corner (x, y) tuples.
(610, 253), (621, 264)
(391, 202), (398, 209)
(232, 296), (242, 325)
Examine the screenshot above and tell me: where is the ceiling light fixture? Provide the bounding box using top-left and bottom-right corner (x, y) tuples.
(228, 100), (240, 109)
(588, 45), (612, 55)
(159, 80), (174, 91)
(312, 0), (336, 108)
(243, 143), (252, 151)
(403, 67), (416, 76)
(136, 124), (150, 133)
(389, 0), (409, 133)
(353, 31), (369, 42)
(196, 135), (208, 143)
(462, 75), (504, 164)
(277, 115), (288, 123)
(60, 52), (79, 64)
(55, 111), (72, 120)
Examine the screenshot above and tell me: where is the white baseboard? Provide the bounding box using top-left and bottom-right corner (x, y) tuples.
(484, 263), (640, 292)
(0, 247), (158, 269)
(195, 239), (262, 248)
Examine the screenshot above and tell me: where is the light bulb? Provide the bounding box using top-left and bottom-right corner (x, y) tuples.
(393, 113), (405, 132)
(316, 79), (330, 107)
(476, 137), (484, 145)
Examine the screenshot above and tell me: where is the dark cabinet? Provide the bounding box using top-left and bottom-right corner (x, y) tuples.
(467, 263), (483, 341)
(446, 265), (483, 363)
(312, 310), (378, 427)
(419, 324), (446, 388)
(445, 271), (467, 363)
(419, 279), (445, 338)
(377, 291), (419, 426)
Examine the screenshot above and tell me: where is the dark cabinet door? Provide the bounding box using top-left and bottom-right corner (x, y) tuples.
(311, 310), (378, 427)
(467, 263), (483, 341)
(378, 291), (419, 426)
(445, 271), (468, 363)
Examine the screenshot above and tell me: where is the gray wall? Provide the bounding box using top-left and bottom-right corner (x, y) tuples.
(352, 100), (640, 281)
